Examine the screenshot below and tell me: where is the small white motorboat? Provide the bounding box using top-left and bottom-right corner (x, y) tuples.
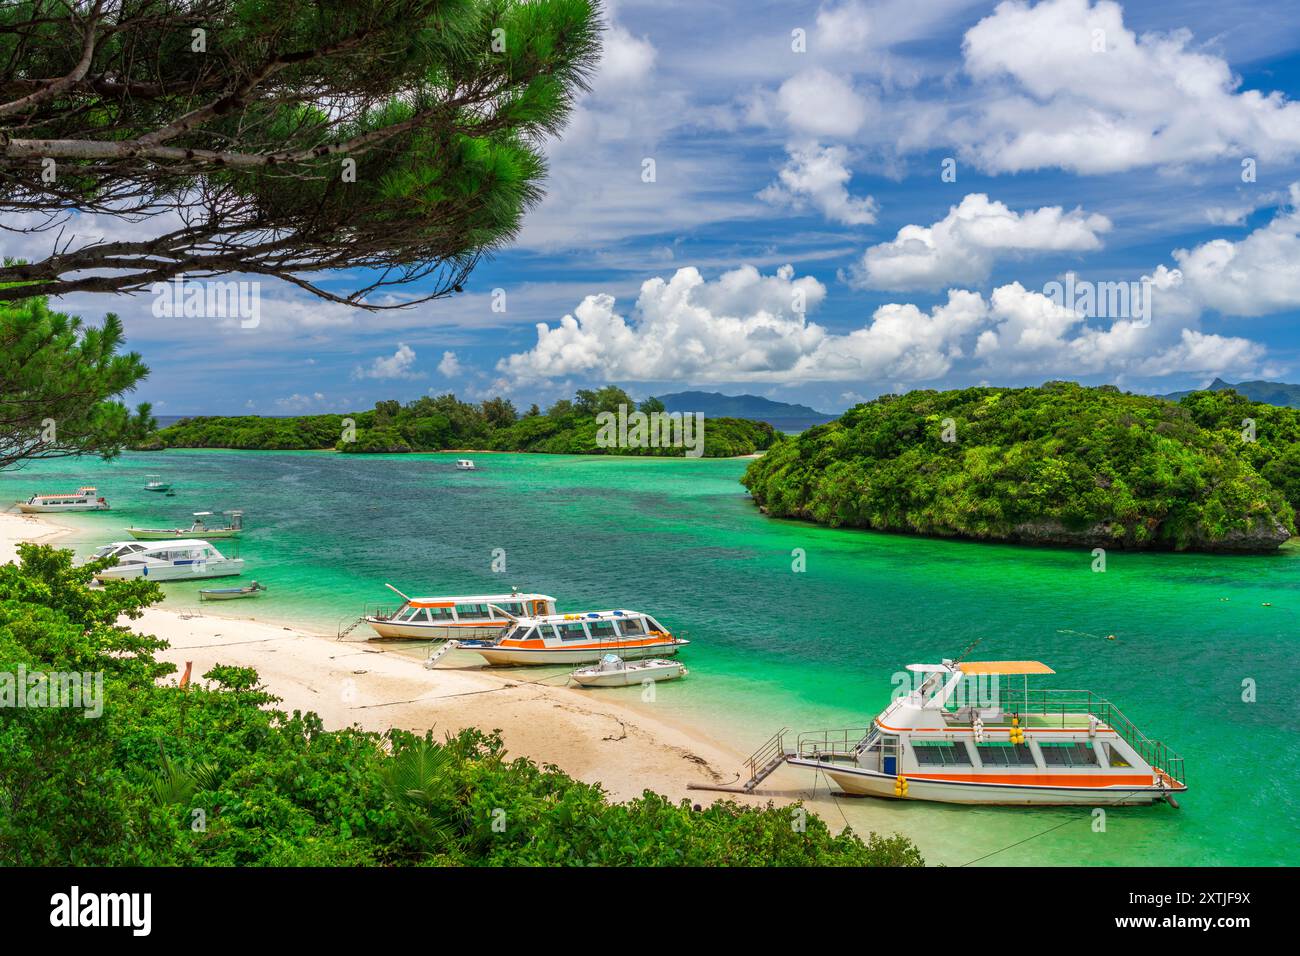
(199, 581), (266, 601)
(570, 654), (688, 688)
(17, 486), (109, 513)
(143, 474), (172, 493)
(455, 459), (476, 470)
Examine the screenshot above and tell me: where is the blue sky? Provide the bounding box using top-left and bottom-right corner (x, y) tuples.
(24, 0), (1300, 415)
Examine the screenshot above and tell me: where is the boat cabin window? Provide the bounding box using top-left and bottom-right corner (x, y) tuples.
(1103, 743), (1132, 768)
(911, 741), (973, 767)
(557, 622), (589, 641)
(588, 620), (617, 640)
(426, 606), (454, 620)
(403, 608), (430, 623)
(456, 603), (489, 619)
(616, 617), (646, 637)
(499, 602), (524, 615)
(643, 616), (667, 634)
(976, 743), (1037, 767)
(516, 627), (538, 642)
(1039, 742), (1100, 767)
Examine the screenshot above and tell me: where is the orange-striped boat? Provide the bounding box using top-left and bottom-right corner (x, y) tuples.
(363, 584), (556, 640)
(783, 659), (1187, 806)
(456, 609), (688, 666)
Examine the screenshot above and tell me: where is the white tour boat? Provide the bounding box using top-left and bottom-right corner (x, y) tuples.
(570, 654), (688, 687)
(143, 475), (172, 493)
(91, 539), (244, 582)
(779, 659), (1187, 806)
(17, 486), (109, 513)
(455, 459), (476, 470)
(455, 609), (688, 666)
(127, 510), (244, 540)
(361, 585), (556, 640)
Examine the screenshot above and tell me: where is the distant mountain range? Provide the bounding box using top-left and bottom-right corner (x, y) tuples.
(656, 391), (836, 433)
(1162, 378), (1300, 408)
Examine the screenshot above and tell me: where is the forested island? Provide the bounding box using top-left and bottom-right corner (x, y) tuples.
(742, 382), (1300, 553)
(146, 386), (777, 458)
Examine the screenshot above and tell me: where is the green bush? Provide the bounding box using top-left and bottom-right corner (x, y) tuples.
(0, 545), (920, 867)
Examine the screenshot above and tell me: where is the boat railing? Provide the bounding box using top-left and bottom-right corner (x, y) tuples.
(792, 728), (873, 761)
(994, 688), (1185, 786)
(364, 603), (400, 621)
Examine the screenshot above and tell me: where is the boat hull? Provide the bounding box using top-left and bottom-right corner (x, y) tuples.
(127, 528), (240, 540)
(18, 502), (108, 513)
(467, 641), (684, 666)
(365, 619), (507, 641)
(199, 588), (263, 601)
(571, 661), (687, 687)
(96, 559), (244, 582)
(787, 758), (1175, 806)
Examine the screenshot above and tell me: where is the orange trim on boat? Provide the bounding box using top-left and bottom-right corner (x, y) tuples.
(904, 772), (1156, 787)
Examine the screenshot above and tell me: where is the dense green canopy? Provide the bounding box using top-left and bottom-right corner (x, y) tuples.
(741, 382), (1299, 553)
(0, 293), (154, 469)
(150, 386), (779, 457)
(0, 0), (602, 306)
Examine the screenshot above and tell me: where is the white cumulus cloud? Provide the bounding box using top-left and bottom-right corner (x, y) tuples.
(758, 142), (878, 225)
(957, 0), (1300, 174)
(851, 193), (1112, 290)
(355, 343), (419, 380)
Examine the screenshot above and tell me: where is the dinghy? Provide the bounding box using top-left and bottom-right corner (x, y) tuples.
(570, 654), (688, 687)
(199, 581), (266, 601)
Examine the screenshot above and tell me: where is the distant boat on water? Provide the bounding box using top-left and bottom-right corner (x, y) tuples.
(127, 510), (244, 540)
(455, 459), (476, 470)
(143, 474), (172, 493)
(17, 486), (109, 513)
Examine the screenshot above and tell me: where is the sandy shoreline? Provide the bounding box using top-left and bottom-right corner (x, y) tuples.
(0, 510), (764, 805)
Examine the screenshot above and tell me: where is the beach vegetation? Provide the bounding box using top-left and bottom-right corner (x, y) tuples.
(0, 544), (921, 867)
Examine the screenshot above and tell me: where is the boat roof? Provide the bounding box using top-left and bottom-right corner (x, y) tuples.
(103, 538), (220, 549)
(906, 660), (1055, 675)
(959, 660), (1055, 675)
(406, 593), (554, 607)
(514, 610), (645, 624)
(34, 487), (97, 496)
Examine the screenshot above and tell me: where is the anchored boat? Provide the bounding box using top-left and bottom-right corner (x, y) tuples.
(455, 459), (476, 471)
(356, 585), (557, 640)
(455, 609), (688, 666)
(17, 486), (109, 513)
(127, 510), (244, 540)
(91, 539), (244, 582)
(200, 581), (266, 601)
(772, 659), (1187, 806)
(143, 475), (172, 493)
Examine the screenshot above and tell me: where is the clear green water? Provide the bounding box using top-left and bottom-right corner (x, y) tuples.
(7, 449), (1298, 866)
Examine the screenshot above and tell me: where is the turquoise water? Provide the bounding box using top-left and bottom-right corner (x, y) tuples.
(6, 449), (1298, 866)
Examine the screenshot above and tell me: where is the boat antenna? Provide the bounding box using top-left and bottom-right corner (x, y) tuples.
(384, 583), (412, 602)
(953, 637), (982, 666)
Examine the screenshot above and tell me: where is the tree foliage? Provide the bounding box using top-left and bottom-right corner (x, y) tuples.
(0, 0), (602, 307)
(150, 386), (779, 457)
(0, 292), (154, 469)
(0, 544), (922, 867)
(742, 382), (1299, 552)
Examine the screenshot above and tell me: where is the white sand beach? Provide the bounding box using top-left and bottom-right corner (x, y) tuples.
(0, 510), (763, 805)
